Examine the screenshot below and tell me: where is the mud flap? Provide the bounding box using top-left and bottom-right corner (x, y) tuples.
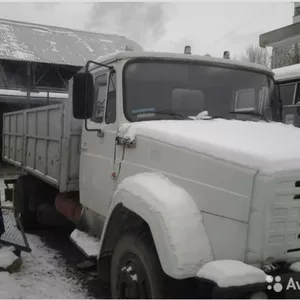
(4, 178), (17, 203)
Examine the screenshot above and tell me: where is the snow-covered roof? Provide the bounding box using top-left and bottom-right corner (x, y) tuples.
(0, 18), (142, 66)
(273, 63), (300, 82)
(93, 51), (274, 75)
(119, 119), (300, 175)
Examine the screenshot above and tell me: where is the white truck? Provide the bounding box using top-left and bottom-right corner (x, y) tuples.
(3, 49), (300, 299)
(273, 63), (300, 126)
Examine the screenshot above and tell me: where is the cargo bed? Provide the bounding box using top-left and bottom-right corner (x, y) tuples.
(2, 101), (82, 192)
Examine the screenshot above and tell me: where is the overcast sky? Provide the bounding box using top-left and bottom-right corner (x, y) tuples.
(0, 2), (295, 58)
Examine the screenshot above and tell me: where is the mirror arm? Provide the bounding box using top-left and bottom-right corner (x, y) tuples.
(85, 60), (114, 73)
(83, 77), (98, 132)
(84, 119), (96, 132)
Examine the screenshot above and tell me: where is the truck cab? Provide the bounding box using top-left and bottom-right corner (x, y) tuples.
(6, 50), (300, 299)
(273, 63), (300, 126)
(71, 51), (288, 298)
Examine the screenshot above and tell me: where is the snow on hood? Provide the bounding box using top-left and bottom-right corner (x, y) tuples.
(119, 119), (300, 175)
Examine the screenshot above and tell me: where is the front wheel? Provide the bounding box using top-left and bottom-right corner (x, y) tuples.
(110, 232), (165, 299)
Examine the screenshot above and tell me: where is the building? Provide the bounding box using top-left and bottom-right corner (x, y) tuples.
(259, 2), (300, 68)
(0, 18), (142, 160)
(293, 2), (300, 23)
(0, 18), (142, 104)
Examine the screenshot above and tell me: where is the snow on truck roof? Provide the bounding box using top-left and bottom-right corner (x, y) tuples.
(273, 63), (300, 82)
(119, 119), (300, 175)
(88, 51), (274, 75)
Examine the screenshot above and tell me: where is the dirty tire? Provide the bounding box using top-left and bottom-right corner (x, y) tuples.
(111, 231), (165, 299)
(14, 176), (38, 230)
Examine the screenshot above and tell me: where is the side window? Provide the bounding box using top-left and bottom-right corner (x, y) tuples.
(235, 88), (255, 111)
(279, 83), (296, 106)
(92, 74), (108, 123)
(105, 72), (116, 124)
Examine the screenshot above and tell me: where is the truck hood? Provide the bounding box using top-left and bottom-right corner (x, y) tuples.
(119, 119), (300, 175)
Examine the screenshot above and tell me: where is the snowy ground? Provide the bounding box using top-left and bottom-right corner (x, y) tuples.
(0, 179), (110, 299)
(0, 234), (87, 298)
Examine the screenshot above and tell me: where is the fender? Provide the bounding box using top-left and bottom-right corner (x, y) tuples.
(98, 172), (214, 279)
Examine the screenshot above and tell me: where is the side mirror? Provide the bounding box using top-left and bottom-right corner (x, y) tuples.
(72, 72), (94, 119)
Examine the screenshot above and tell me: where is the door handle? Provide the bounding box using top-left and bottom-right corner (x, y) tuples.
(81, 142), (88, 151)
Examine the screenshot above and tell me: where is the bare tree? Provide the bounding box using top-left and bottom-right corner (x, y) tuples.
(272, 42), (300, 68)
(239, 45), (271, 67)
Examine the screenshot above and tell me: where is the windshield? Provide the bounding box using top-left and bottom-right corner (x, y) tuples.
(123, 59), (279, 122)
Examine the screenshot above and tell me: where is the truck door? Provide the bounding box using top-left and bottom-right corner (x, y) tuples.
(79, 70), (118, 218)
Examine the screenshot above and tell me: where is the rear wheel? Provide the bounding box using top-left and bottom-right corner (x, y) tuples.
(110, 232), (165, 299)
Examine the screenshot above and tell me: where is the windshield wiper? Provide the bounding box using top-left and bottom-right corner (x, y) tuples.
(228, 111), (270, 122)
(152, 110), (188, 120)
(189, 111), (225, 120)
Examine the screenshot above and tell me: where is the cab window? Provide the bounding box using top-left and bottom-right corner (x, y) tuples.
(295, 83), (300, 105)
(279, 83), (296, 106)
(105, 72), (116, 124)
(235, 89), (255, 111)
(92, 74), (107, 123)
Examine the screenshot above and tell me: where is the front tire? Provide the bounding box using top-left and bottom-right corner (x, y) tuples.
(110, 231), (165, 299)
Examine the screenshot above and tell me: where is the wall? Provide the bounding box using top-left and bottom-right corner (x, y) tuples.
(269, 3), (300, 68)
(293, 2), (300, 24)
(272, 41), (300, 68)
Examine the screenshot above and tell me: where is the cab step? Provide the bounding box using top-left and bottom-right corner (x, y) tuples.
(70, 229), (101, 259)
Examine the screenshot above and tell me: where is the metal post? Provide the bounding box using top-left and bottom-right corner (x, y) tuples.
(26, 62), (31, 109)
(0, 61), (9, 88)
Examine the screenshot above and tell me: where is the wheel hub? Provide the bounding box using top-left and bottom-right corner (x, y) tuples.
(117, 254), (151, 299)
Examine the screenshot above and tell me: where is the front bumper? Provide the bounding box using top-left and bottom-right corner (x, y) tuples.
(212, 281), (267, 299)
(196, 273), (300, 299)
(195, 261), (300, 299)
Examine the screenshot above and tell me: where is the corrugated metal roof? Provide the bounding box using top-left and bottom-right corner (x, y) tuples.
(0, 18), (143, 66)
